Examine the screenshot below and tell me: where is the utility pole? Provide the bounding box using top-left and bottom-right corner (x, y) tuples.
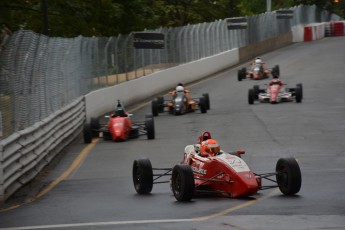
(267, 0), (271, 12)
(42, 0), (49, 35)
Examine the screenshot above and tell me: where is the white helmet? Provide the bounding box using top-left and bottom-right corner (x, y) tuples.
(255, 58), (262, 64)
(176, 86), (184, 92)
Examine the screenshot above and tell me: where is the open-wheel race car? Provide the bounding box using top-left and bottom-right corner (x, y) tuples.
(238, 58), (280, 81)
(132, 131), (302, 201)
(83, 100), (155, 143)
(248, 80), (303, 104)
(151, 85), (210, 116)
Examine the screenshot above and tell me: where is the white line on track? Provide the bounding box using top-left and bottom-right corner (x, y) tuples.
(0, 219), (193, 230)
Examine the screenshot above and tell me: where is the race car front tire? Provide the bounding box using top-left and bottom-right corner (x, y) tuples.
(253, 85), (260, 100)
(295, 85), (302, 103)
(202, 93), (210, 110)
(132, 158), (153, 194)
(171, 164), (195, 202)
(276, 158), (302, 195)
(145, 117), (155, 139)
(152, 99), (159, 116)
(248, 89), (255, 104)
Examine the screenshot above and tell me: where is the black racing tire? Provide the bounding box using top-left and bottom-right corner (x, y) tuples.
(145, 117), (155, 139)
(83, 123), (93, 144)
(202, 93), (210, 110)
(297, 83), (303, 99)
(272, 65), (280, 77)
(276, 158), (302, 195)
(90, 117), (100, 137)
(295, 85), (302, 103)
(90, 117), (100, 130)
(237, 69), (243, 81)
(151, 99), (159, 116)
(253, 85), (260, 100)
(157, 96), (164, 112)
(132, 158), (153, 194)
(199, 97), (207, 113)
(171, 164), (195, 202)
(130, 125), (139, 138)
(248, 89), (255, 104)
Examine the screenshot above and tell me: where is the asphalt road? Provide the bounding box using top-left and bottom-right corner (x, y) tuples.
(0, 37), (345, 230)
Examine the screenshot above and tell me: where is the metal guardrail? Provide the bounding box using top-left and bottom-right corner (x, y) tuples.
(0, 97), (84, 201)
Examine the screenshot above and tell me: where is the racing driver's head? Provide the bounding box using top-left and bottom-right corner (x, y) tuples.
(201, 139), (220, 156)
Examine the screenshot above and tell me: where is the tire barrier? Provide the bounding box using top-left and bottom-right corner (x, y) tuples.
(0, 97), (85, 202)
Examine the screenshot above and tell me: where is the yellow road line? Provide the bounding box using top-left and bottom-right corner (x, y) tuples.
(0, 139), (99, 212)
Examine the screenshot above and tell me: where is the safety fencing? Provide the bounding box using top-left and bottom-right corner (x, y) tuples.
(0, 5), (342, 202)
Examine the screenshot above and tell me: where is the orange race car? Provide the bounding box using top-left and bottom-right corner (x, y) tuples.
(151, 84), (210, 116)
(238, 57), (280, 81)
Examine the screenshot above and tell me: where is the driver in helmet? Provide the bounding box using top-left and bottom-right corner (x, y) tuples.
(113, 100), (127, 117)
(269, 75), (283, 86)
(170, 82), (191, 102)
(200, 139), (221, 157)
(252, 57), (265, 69)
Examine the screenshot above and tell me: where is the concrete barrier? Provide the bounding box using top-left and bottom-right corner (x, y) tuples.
(238, 31), (293, 63)
(85, 48), (240, 121)
(293, 23), (326, 42)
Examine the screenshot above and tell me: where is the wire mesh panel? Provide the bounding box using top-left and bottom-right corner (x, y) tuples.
(0, 5), (342, 140)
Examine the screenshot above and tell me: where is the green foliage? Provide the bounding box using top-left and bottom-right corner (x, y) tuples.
(0, 0), (343, 38)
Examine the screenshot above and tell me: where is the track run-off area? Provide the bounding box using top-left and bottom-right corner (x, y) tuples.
(0, 37), (345, 230)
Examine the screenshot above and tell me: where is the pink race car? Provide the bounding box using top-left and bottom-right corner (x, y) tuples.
(248, 78), (303, 104)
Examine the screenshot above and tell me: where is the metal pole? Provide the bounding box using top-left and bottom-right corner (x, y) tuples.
(266, 0), (271, 12)
(42, 0), (49, 35)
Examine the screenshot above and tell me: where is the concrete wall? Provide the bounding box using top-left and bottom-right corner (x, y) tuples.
(238, 31), (293, 63)
(85, 48), (240, 121)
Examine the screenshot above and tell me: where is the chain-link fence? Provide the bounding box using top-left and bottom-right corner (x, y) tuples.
(0, 5), (341, 139)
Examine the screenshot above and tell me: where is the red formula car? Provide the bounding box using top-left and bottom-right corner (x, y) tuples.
(132, 132), (302, 201)
(83, 100), (154, 143)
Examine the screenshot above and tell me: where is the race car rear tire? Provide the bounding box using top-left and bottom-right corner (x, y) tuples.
(199, 97), (207, 113)
(171, 164), (195, 202)
(157, 96), (164, 112)
(202, 93), (210, 110)
(152, 99), (159, 116)
(297, 83), (303, 99)
(132, 158), (153, 194)
(276, 158), (302, 195)
(130, 125), (139, 138)
(272, 65), (280, 77)
(83, 123), (93, 144)
(145, 117), (155, 139)
(295, 85), (302, 103)
(90, 117), (100, 137)
(248, 89), (255, 104)
(237, 69), (243, 81)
